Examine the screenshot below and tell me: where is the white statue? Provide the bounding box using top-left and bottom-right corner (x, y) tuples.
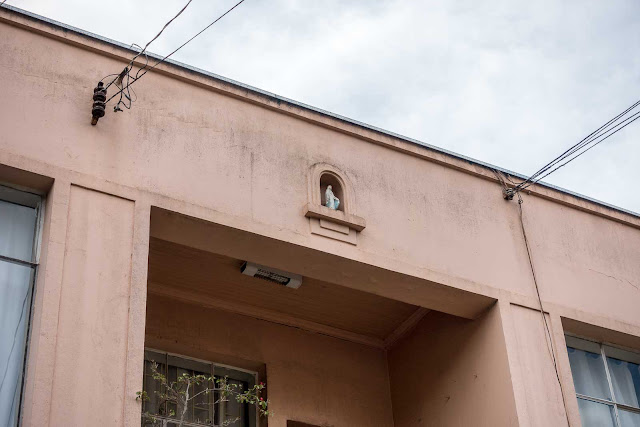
(325, 185), (340, 210)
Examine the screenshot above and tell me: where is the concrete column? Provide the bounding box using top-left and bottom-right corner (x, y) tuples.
(22, 180), (71, 427)
(42, 185), (139, 426)
(123, 200), (151, 426)
(501, 302), (571, 426)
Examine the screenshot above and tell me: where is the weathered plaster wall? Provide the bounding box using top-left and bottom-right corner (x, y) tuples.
(387, 304), (519, 427)
(2, 13), (526, 296)
(0, 9), (639, 427)
(502, 304), (569, 427)
(0, 10), (639, 325)
(145, 293), (395, 427)
(519, 196), (640, 327)
(15, 180), (151, 427)
(48, 186), (134, 425)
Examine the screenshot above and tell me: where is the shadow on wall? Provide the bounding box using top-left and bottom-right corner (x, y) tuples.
(387, 304), (519, 426)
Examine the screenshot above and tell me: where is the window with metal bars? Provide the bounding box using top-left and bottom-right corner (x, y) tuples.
(566, 335), (640, 426)
(142, 349), (257, 427)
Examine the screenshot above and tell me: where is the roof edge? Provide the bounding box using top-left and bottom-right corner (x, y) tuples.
(1, 3), (639, 220)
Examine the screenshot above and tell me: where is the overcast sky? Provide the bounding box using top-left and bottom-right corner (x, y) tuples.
(7, 0), (640, 213)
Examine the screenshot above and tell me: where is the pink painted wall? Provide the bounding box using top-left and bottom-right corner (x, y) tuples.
(388, 304), (519, 427)
(502, 305), (568, 426)
(48, 186), (135, 425)
(518, 196), (640, 326)
(0, 9), (639, 427)
(145, 294), (395, 427)
(0, 10), (638, 324)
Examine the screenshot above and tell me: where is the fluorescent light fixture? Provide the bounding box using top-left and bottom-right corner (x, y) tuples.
(241, 262), (302, 289)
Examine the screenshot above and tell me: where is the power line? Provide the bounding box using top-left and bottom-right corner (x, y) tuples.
(520, 111), (640, 190)
(517, 100), (640, 189)
(492, 169), (573, 424)
(521, 100), (640, 189)
(105, 0), (246, 107)
(516, 192), (573, 427)
(128, 0), (193, 71)
(525, 101), (638, 185)
(91, 0), (197, 123)
(102, 0), (194, 92)
(505, 98), (640, 199)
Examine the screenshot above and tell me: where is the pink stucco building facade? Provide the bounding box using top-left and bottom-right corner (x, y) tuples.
(1, 5), (639, 427)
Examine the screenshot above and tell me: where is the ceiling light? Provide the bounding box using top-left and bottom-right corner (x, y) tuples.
(241, 262), (302, 289)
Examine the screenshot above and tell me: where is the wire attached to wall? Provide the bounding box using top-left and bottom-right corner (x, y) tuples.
(493, 169), (573, 426)
(91, 0), (246, 125)
(91, 0), (195, 124)
(107, 0), (246, 104)
(102, 0), (194, 93)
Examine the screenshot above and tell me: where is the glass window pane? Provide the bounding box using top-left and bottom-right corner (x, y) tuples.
(0, 261), (34, 427)
(158, 365), (212, 424)
(167, 401), (177, 419)
(215, 377), (248, 426)
(607, 357), (640, 408)
(193, 379), (211, 424)
(576, 398), (616, 427)
(0, 200), (36, 262)
(143, 360), (166, 418)
(143, 353), (256, 427)
(567, 346), (612, 400)
(619, 409), (640, 427)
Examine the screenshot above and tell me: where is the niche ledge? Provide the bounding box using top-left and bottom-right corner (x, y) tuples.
(304, 203), (366, 232)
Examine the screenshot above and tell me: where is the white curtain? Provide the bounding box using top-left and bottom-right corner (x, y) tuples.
(0, 200), (37, 427)
(567, 346), (611, 400)
(618, 409), (640, 427)
(577, 398), (616, 427)
(567, 346), (616, 426)
(0, 200), (36, 262)
(607, 357), (640, 408)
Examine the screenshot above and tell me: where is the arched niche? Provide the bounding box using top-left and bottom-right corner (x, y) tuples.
(320, 171), (345, 212)
(307, 163), (354, 216)
(304, 163), (365, 244)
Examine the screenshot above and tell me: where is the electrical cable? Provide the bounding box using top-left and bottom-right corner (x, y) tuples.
(105, 0), (246, 106)
(102, 0), (194, 92)
(128, 0), (193, 69)
(516, 193), (572, 427)
(517, 98), (640, 189)
(492, 169), (572, 425)
(519, 110), (640, 191)
(507, 99), (640, 198)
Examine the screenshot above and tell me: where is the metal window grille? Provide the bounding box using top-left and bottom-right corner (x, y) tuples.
(142, 349), (258, 427)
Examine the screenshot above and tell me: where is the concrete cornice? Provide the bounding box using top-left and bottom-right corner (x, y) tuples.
(1, 4), (639, 229)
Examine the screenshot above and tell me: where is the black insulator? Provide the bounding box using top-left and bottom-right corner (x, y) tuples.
(91, 82), (107, 125)
(92, 102), (106, 118)
(93, 92), (106, 102)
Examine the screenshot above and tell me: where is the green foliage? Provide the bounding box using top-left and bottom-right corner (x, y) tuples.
(137, 362), (270, 427)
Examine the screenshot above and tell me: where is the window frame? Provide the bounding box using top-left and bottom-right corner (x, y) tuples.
(0, 185), (42, 268)
(143, 348), (259, 427)
(0, 184), (44, 427)
(566, 334), (640, 426)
